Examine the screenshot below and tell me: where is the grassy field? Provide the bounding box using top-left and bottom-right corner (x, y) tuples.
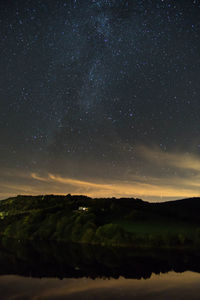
(114, 219), (199, 238)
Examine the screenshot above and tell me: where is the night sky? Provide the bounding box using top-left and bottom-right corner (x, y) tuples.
(1, 0), (200, 201)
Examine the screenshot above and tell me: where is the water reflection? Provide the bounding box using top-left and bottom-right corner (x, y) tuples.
(1, 239), (200, 279)
(0, 239), (200, 299)
(1, 272), (200, 300)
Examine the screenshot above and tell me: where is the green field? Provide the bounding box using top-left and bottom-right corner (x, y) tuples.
(114, 220), (198, 237)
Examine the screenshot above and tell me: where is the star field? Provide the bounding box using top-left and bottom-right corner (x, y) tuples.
(1, 0), (200, 200)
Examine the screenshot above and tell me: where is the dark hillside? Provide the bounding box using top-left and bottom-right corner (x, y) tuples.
(151, 198), (200, 221)
(0, 195), (200, 248)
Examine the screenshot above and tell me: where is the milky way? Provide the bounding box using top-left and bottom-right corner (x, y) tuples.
(1, 0), (200, 200)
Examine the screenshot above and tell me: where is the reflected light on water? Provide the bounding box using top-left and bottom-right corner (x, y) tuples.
(0, 271), (200, 300)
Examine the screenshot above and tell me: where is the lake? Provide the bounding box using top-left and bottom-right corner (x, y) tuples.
(0, 239), (200, 299)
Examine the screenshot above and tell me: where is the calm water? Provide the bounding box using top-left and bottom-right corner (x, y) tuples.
(0, 239), (200, 299)
(1, 271), (200, 299)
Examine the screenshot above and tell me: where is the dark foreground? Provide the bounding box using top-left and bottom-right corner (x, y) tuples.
(0, 239), (200, 300)
(1, 238), (200, 279)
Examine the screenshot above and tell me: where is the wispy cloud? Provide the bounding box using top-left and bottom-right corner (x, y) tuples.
(139, 145), (200, 172)
(1, 146), (200, 202)
(30, 172), (200, 201)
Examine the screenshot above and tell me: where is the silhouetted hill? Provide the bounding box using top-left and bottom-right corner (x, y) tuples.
(151, 197), (200, 221)
(155, 197), (200, 209)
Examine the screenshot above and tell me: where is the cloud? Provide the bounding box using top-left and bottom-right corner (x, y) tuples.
(30, 172), (200, 201)
(1, 146), (200, 202)
(29, 144), (200, 201)
(139, 145), (200, 172)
